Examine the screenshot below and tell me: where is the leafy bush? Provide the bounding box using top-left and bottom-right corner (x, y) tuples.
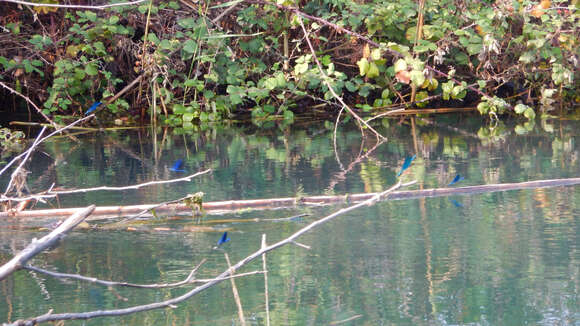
(0, 0), (577, 126)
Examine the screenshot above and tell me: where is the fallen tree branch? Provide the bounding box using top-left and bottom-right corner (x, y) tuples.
(4, 180), (413, 326)
(2, 177), (578, 219)
(0, 205), (95, 281)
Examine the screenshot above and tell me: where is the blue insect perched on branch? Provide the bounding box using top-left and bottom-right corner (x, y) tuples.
(448, 174), (464, 185)
(169, 159), (185, 172)
(397, 155), (416, 177)
(85, 101), (103, 115)
(213, 232), (230, 249)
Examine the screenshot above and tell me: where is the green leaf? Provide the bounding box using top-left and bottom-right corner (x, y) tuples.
(381, 89), (390, 99)
(294, 62), (309, 75)
(477, 101), (489, 115)
(523, 107), (536, 120)
(394, 59), (407, 73)
(178, 18), (197, 29)
(414, 40), (437, 53)
(147, 33), (160, 44)
(514, 103), (528, 114)
(85, 11), (97, 22)
(283, 109), (294, 121)
(182, 40), (197, 54)
(366, 62), (380, 78)
(183, 79), (198, 87)
(519, 52), (535, 64)
(85, 63), (98, 76)
(410, 70), (425, 87)
(371, 48), (382, 61)
(345, 81), (357, 92)
(357, 58), (369, 76)
(514, 124), (527, 135)
(182, 113), (195, 122)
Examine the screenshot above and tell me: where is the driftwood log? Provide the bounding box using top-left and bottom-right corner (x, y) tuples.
(1, 177), (578, 219)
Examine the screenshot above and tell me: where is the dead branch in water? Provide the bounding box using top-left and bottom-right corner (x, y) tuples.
(2, 177), (578, 219)
(3, 180), (415, 326)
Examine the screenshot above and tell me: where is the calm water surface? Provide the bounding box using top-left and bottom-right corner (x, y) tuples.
(1, 117), (579, 325)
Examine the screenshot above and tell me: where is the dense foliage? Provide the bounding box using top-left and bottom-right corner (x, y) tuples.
(0, 0), (578, 126)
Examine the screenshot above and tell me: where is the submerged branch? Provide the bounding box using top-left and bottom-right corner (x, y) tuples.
(23, 259), (206, 289)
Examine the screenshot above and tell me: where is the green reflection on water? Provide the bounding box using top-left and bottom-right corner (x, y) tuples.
(1, 117), (579, 325)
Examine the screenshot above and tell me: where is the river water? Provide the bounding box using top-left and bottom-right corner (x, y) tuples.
(1, 116), (578, 325)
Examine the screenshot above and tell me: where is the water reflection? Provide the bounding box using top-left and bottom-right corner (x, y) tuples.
(0, 117), (579, 325)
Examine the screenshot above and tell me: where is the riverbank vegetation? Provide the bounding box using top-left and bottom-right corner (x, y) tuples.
(0, 0), (578, 128)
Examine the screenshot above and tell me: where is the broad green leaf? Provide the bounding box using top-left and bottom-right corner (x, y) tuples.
(85, 63), (98, 76)
(182, 40), (197, 54)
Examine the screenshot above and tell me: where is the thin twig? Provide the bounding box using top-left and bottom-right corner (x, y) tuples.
(333, 107), (345, 171)
(261, 234), (270, 326)
(23, 259), (206, 289)
(0, 81), (58, 129)
(225, 252), (246, 326)
(0, 169), (211, 203)
(0, 0), (149, 9)
(0, 115), (94, 179)
(3, 127), (46, 197)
